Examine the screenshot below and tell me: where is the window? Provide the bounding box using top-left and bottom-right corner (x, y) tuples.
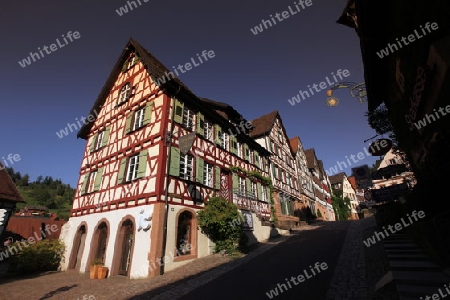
(203, 162), (213, 187)
(245, 147), (251, 162)
(90, 127), (110, 153)
(204, 121), (213, 142)
(261, 186), (268, 202)
(127, 55), (137, 69)
(221, 133), (229, 151)
(237, 142), (242, 157)
(238, 177), (246, 195)
(118, 83), (131, 104)
(95, 131), (105, 151)
(133, 107), (145, 131)
(87, 171), (98, 194)
(251, 182), (257, 198)
(125, 102), (154, 134)
(180, 153), (194, 180)
(182, 107), (195, 131)
(126, 154), (139, 182)
(81, 168), (103, 195)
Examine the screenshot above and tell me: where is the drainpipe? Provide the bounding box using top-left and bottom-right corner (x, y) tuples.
(160, 87), (180, 276)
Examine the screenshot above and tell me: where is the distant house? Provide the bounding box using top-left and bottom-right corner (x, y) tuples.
(6, 205), (66, 242)
(0, 163), (26, 243)
(329, 172), (359, 220)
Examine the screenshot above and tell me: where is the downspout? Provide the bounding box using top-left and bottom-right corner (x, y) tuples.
(160, 86), (180, 276)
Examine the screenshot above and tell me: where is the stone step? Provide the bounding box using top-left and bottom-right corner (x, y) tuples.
(385, 249), (424, 254)
(389, 260), (441, 271)
(384, 243), (421, 249)
(396, 283), (447, 297)
(391, 270), (450, 286)
(386, 253), (428, 260)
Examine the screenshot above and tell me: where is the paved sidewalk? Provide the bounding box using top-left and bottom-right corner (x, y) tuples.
(0, 231), (299, 300)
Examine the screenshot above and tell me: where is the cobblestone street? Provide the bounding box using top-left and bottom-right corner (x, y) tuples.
(0, 219), (385, 300)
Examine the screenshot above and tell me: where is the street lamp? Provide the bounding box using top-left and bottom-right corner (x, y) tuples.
(326, 82), (367, 107)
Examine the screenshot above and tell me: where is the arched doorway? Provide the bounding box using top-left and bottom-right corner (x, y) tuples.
(88, 221), (109, 270)
(68, 224), (87, 271)
(175, 211), (196, 257)
(118, 219), (134, 276)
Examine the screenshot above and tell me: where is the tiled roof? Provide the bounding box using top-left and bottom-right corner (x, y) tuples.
(304, 148), (316, 169)
(0, 164), (25, 203)
(329, 172), (346, 185)
(249, 111), (278, 139)
(289, 137), (299, 153)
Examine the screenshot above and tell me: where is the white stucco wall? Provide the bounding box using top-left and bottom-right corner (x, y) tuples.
(59, 204), (154, 279)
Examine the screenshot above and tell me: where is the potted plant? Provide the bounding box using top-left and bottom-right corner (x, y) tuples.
(97, 265), (109, 279)
(90, 259), (103, 279)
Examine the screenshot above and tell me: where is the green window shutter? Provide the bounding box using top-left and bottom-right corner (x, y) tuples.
(143, 101), (154, 126)
(133, 54), (139, 65)
(214, 166), (220, 190)
(232, 173), (239, 191)
(169, 147), (181, 176)
(280, 197), (286, 215)
(89, 133), (98, 153)
(215, 125), (222, 145)
(230, 136), (237, 155)
(257, 182), (262, 200)
(117, 157), (128, 184)
(272, 165), (277, 178)
(94, 168), (103, 191)
(269, 140), (274, 152)
(80, 174), (89, 195)
(196, 157), (204, 184)
(244, 144), (249, 161)
(121, 59), (128, 73)
(125, 112), (133, 134)
(266, 186), (271, 201)
(254, 152), (260, 167)
(245, 178), (251, 194)
(173, 98), (184, 124)
(196, 112), (204, 136)
(102, 126), (110, 148)
(137, 150), (148, 179)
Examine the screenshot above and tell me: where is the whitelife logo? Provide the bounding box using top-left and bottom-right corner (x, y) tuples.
(287, 69), (350, 106)
(376, 22), (439, 59)
(18, 31), (81, 68)
(265, 262), (328, 298)
(250, 0), (313, 35)
(363, 210), (425, 247)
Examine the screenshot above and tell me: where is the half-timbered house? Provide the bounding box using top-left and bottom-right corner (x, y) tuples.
(250, 111), (302, 229)
(59, 39), (274, 279)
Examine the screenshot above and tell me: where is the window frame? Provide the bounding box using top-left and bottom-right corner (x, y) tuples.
(182, 107), (195, 131)
(126, 154), (139, 182)
(118, 83), (132, 105)
(180, 153), (194, 181)
(133, 106), (145, 131)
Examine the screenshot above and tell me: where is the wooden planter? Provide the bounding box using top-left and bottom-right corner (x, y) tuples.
(97, 266), (108, 279)
(90, 265), (101, 279)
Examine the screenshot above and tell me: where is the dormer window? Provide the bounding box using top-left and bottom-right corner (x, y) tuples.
(118, 83), (131, 105)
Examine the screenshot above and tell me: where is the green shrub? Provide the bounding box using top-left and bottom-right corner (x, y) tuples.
(8, 239), (65, 274)
(316, 209), (323, 218)
(197, 197), (247, 255)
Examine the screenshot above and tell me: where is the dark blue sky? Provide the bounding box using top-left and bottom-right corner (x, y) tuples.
(1, 0), (380, 187)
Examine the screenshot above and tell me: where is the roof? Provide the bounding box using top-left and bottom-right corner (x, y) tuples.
(0, 164), (25, 203)
(249, 111), (278, 139)
(289, 137), (299, 153)
(76, 38), (270, 156)
(304, 148), (316, 169)
(329, 172), (346, 185)
(348, 176), (358, 190)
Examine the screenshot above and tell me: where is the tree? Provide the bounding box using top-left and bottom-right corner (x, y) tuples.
(365, 104), (399, 149)
(331, 189), (351, 220)
(316, 209), (323, 218)
(197, 197), (247, 254)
